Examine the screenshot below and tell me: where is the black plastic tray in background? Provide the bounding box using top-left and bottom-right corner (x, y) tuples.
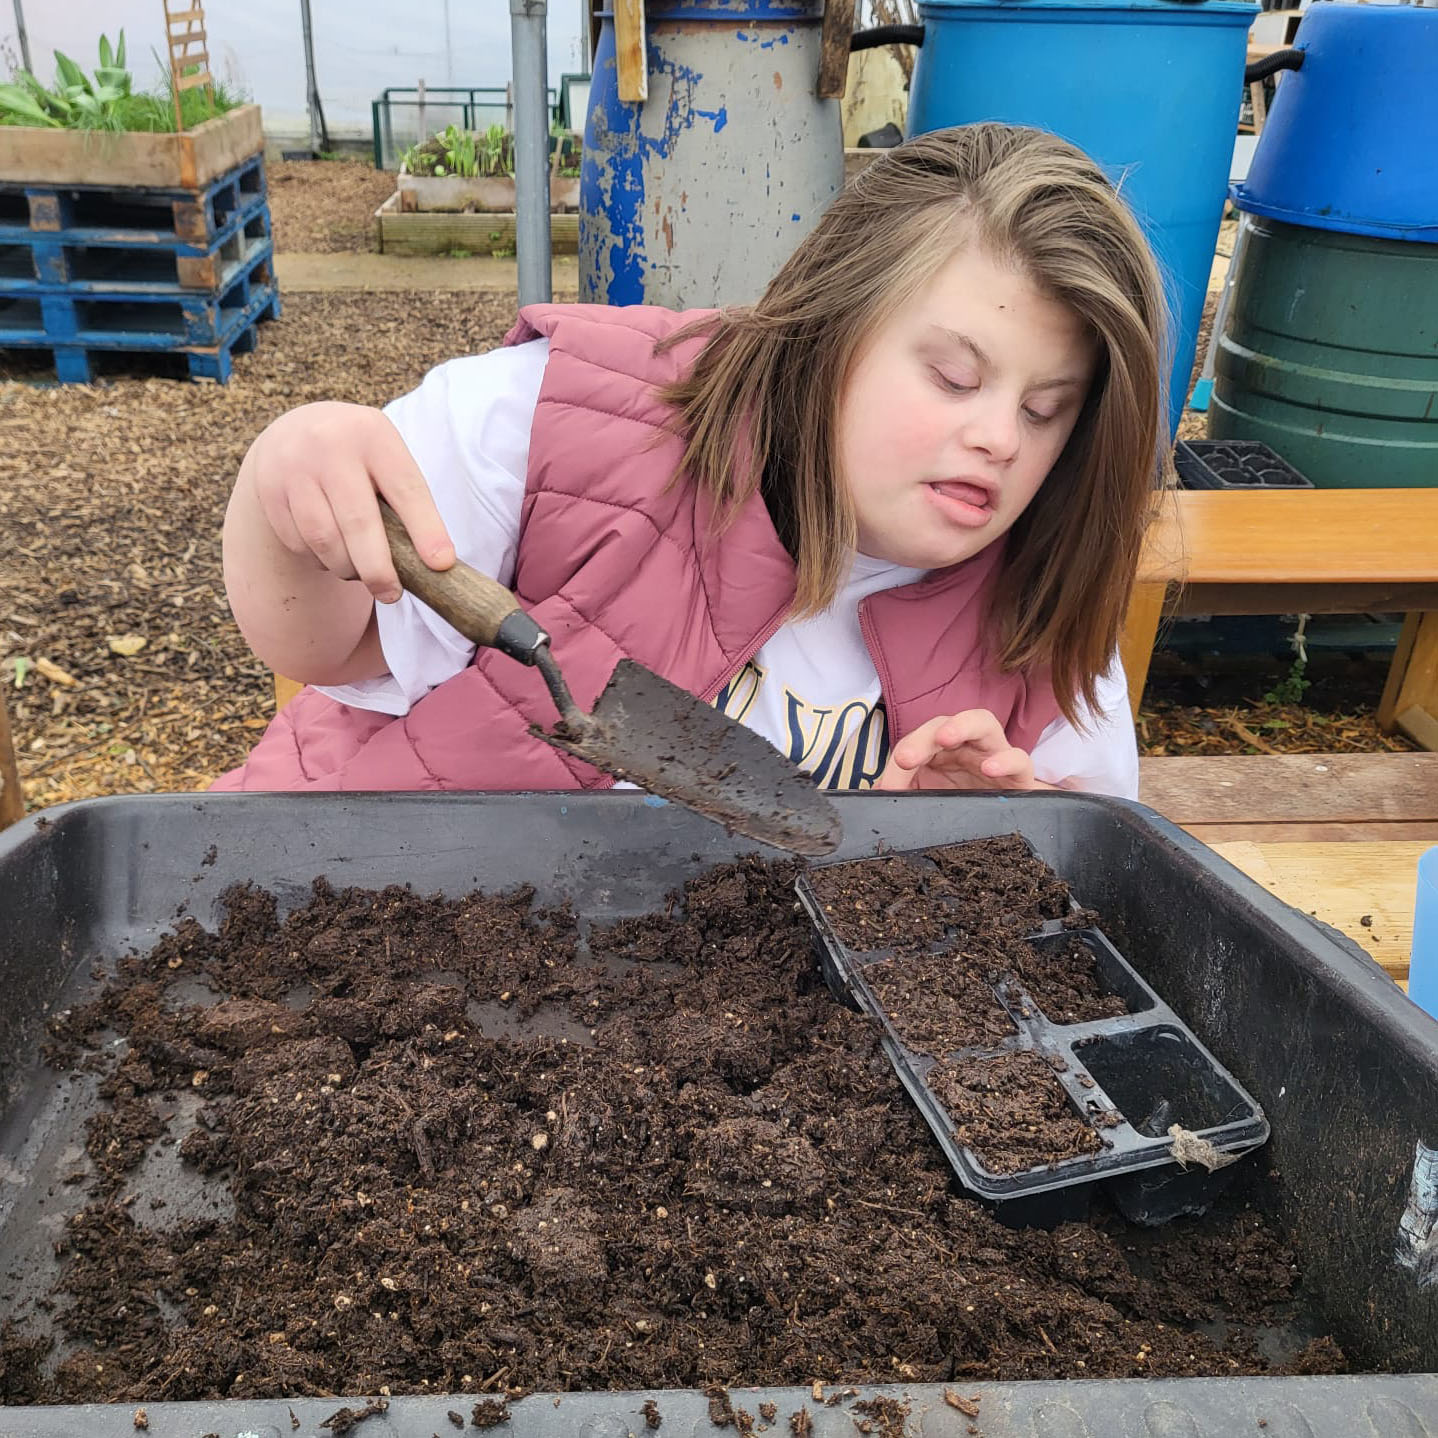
(796, 845), (1269, 1226)
(1173, 439), (1315, 490)
(4, 792), (1438, 1434)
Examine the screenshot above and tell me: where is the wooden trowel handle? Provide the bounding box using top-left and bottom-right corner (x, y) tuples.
(378, 500), (548, 664)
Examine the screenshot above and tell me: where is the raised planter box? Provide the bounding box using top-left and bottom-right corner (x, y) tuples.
(0, 104), (264, 191)
(379, 157), (871, 256)
(397, 168), (580, 214)
(376, 190), (579, 257)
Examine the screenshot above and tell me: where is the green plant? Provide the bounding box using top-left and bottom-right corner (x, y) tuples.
(0, 33), (132, 129)
(401, 123), (512, 179)
(1263, 657), (1311, 707)
(0, 35), (239, 132)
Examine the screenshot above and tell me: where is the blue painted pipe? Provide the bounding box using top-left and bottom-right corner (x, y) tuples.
(580, 0), (843, 308)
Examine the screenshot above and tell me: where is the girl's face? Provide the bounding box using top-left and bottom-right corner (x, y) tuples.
(837, 244), (1097, 570)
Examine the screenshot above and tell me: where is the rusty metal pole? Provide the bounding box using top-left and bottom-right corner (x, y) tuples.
(0, 689), (24, 831)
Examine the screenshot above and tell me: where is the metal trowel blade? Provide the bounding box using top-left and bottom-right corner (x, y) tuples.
(536, 659), (842, 856)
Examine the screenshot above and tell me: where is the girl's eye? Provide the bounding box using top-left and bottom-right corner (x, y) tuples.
(930, 367), (976, 395)
(1023, 407), (1058, 426)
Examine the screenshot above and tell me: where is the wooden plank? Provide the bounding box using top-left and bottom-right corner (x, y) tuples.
(1183, 821), (1438, 844)
(1138, 753), (1438, 825)
(1398, 705), (1438, 754)
(274, 675), (304, 712)
(182, 105), (264, 189)
(1167, 581), (1438, 617)
(379, 209), (580, 257)
(817, 0), (857, 98)
(1138, 489), (1438, 587)
(1379, 612), (1423, 731)
(0, 104), (261, 188)
(614, 0), (648, 103)
(1380, 612), (1438, 754)
(1210, 839), (1423, 980)
(0, 689), (23, 831)
(1120, 580), (1166, 720)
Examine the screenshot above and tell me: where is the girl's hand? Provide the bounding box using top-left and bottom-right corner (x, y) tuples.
(243, 401), (455, 603)
(876, 709), (1048, 792)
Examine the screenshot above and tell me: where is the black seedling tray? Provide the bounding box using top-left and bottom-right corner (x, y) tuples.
(1173, 439), (1315, 490)
(796, 845), (1269, 1228)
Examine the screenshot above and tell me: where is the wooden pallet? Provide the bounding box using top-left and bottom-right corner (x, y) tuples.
(0, 208), (272, 295)
(0, 234), (274, 339)
(0, 151), (267, 255)
(0, 272), (280, 384)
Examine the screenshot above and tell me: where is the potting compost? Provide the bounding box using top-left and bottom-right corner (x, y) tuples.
(0, 838), (1342, 1405)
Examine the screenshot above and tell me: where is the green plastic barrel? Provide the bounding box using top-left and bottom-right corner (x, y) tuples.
(1209, 216), (1438, 488)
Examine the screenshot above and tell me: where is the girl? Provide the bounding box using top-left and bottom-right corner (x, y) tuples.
(214, 123), (1167, 798)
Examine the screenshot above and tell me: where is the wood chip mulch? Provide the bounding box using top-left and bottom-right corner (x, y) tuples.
(266, 158), (397, 253)
(0, 291), (516, 813)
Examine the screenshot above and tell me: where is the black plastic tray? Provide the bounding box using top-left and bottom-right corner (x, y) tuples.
(3, 792), (1438, 1433)
(1173, 439), (1315, 490)
(797, 845), (1269, 1225)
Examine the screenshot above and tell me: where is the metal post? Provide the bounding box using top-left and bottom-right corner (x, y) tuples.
(299, 0), (326, 155)
(10, 0), (30, 74)
(510, 0), (552, 305)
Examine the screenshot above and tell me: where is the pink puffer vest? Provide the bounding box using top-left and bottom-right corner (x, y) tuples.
(211, 303), (1059, 793)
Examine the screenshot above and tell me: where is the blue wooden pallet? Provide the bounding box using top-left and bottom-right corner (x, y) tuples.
(0, 237), (275, 344)
(0, 152), (267, 260)
(0, 208), (273, 296)
(0, 253), (281, 384)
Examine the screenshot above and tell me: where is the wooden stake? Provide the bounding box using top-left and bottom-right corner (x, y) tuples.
(614, 0), (648, 103)
(817, 0), (857, 99)
(163, 0), (216, 132)
(0, 688), (24, 831)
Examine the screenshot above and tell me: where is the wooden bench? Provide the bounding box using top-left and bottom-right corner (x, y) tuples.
(1123, 488), (1438, 749)
(0, 691), (23, 832)
(1139, 751), (1438, 983)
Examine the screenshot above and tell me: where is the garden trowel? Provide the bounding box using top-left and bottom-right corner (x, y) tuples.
(378, 503), (841, 856)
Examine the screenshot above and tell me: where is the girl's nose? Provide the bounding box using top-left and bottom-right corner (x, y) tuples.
(959, 396), (1021, 465)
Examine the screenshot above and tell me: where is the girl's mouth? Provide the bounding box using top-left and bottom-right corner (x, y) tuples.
(925, 480), (994, 528)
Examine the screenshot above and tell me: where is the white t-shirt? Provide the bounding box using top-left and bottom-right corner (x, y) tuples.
(318, 340), (1139, 799)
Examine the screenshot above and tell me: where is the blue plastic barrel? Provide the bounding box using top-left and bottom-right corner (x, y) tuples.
(1231, 3), (1438, 242)
(906, 0), (1256, 436)
(581, 1), (843, 308)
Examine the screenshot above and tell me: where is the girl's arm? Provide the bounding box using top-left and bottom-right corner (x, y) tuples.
(222, 402), (456, 686)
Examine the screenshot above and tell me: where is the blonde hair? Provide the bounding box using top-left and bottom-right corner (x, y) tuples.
(659, 122), (1170, 724)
